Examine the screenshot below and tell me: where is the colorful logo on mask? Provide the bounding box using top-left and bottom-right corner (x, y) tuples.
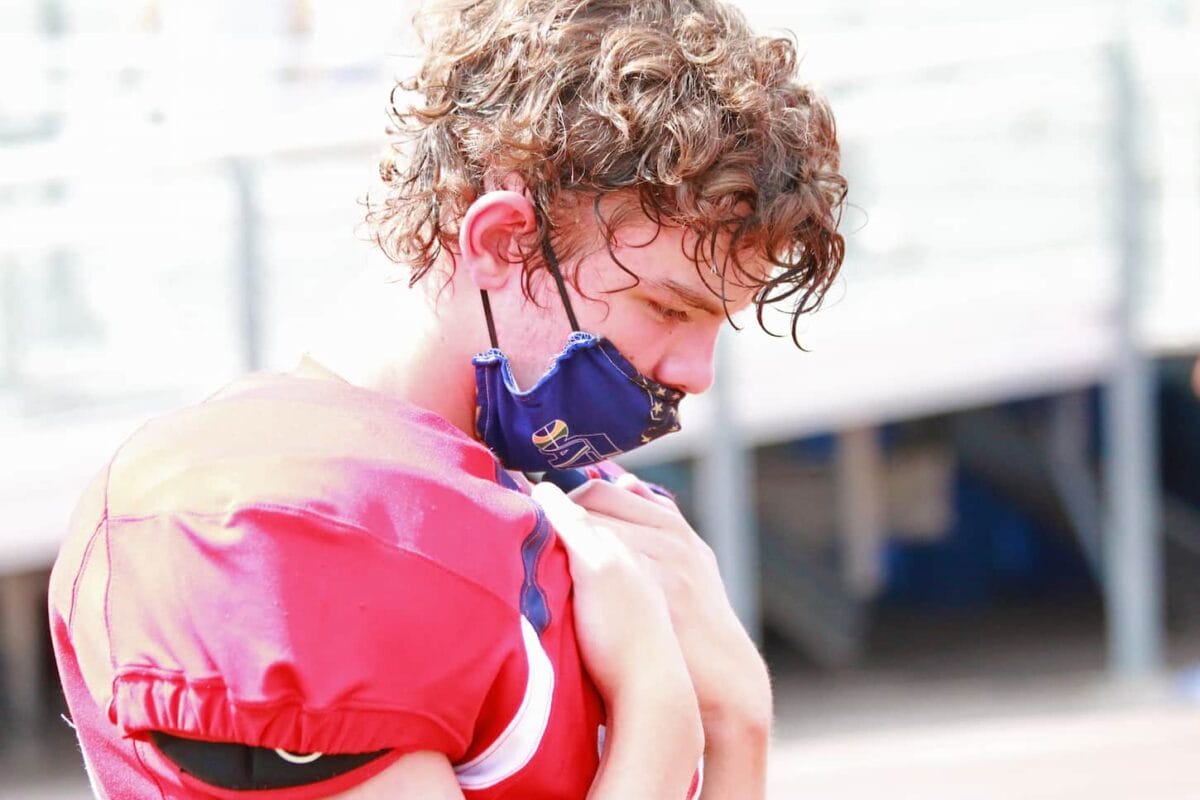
(531, 419), (570, 449)
(531, 419), (621, 469)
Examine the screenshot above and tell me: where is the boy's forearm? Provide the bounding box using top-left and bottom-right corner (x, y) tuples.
(699, 690), (773, 799)
(699, 716), (771, 799)
(589, 680), (705, 800)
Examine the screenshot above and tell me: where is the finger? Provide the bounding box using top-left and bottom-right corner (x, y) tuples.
(533, 482), (633, 568)
(614, 472), (680, 511)
(583, 510), (685, 563)
(532, 482), (595, 556)
(569, 479), (682, 530)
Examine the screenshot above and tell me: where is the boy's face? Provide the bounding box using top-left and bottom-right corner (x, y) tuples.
(495, 215), (761, 398)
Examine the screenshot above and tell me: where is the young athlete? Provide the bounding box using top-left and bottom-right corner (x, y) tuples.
(48, 1), (846, 797)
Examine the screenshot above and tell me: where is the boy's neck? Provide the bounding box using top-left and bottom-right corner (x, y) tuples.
(302, 264), (483, 441)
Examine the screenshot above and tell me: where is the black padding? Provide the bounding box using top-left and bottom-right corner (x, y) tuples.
(149, 732), (391, 791)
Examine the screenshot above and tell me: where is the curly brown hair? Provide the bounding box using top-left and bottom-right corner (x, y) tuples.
(368, 0), (846, 342)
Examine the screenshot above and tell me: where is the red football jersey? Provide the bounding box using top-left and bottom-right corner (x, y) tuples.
(49, 367), (636, 799)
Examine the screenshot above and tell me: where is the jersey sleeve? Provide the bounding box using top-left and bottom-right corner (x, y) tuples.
(94, 501), (525, 761)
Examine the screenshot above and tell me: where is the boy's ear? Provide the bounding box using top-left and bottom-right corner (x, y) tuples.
(459, 191), (537, 291)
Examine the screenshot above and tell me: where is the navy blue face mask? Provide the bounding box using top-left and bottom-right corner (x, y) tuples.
(472, 240), (684, 472)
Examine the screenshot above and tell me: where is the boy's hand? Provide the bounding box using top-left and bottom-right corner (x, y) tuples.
(567, 476), (773, 737)
(532, 481), (705, 800)
(531, 481), (690, 707)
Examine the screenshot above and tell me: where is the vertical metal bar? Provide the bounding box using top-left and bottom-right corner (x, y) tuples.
(1102, 35), (1164, 677)
(230, 157), (263, 372)
(696, 334), (761, 642)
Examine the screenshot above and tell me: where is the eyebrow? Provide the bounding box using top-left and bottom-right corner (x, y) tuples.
(644, 278), (726, 317)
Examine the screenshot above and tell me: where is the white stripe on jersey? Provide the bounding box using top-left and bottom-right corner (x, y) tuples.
(454, 616), (555, 790)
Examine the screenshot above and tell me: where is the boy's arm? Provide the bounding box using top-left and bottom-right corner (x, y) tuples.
(567, 476), (775, 799)
(586, 679), (707, 799)
(534, 482), (706, 799)
(698, 703), (772, 799)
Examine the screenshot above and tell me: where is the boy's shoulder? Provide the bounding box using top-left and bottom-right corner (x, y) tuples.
(107, 367), (531, 546)
(49, 369), (554, 760)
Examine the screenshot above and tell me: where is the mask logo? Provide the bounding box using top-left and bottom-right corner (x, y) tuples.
(531, 419), (621, 469)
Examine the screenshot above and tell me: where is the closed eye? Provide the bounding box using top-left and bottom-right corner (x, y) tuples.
(648, 299), (690, 324)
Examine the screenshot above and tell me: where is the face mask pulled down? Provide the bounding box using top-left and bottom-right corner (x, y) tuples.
(471, 242), (684, 472)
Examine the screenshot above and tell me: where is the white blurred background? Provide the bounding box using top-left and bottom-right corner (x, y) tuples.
(2, 1), (1200, 797)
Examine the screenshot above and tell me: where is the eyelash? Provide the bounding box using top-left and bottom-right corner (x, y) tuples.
(648, 300), (690, 324)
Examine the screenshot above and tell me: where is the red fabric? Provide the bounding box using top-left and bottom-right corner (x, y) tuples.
(50, 370), (604, 799)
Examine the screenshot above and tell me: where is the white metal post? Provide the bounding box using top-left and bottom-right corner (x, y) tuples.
(1103, 35), (1164, 677)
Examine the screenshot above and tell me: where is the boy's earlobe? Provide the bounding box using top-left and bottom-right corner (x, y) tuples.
(459, 191), (537, 291)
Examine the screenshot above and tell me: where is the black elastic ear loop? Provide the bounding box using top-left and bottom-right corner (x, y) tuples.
(539, 235), (582, 332)
(479, 290), (500, 349)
